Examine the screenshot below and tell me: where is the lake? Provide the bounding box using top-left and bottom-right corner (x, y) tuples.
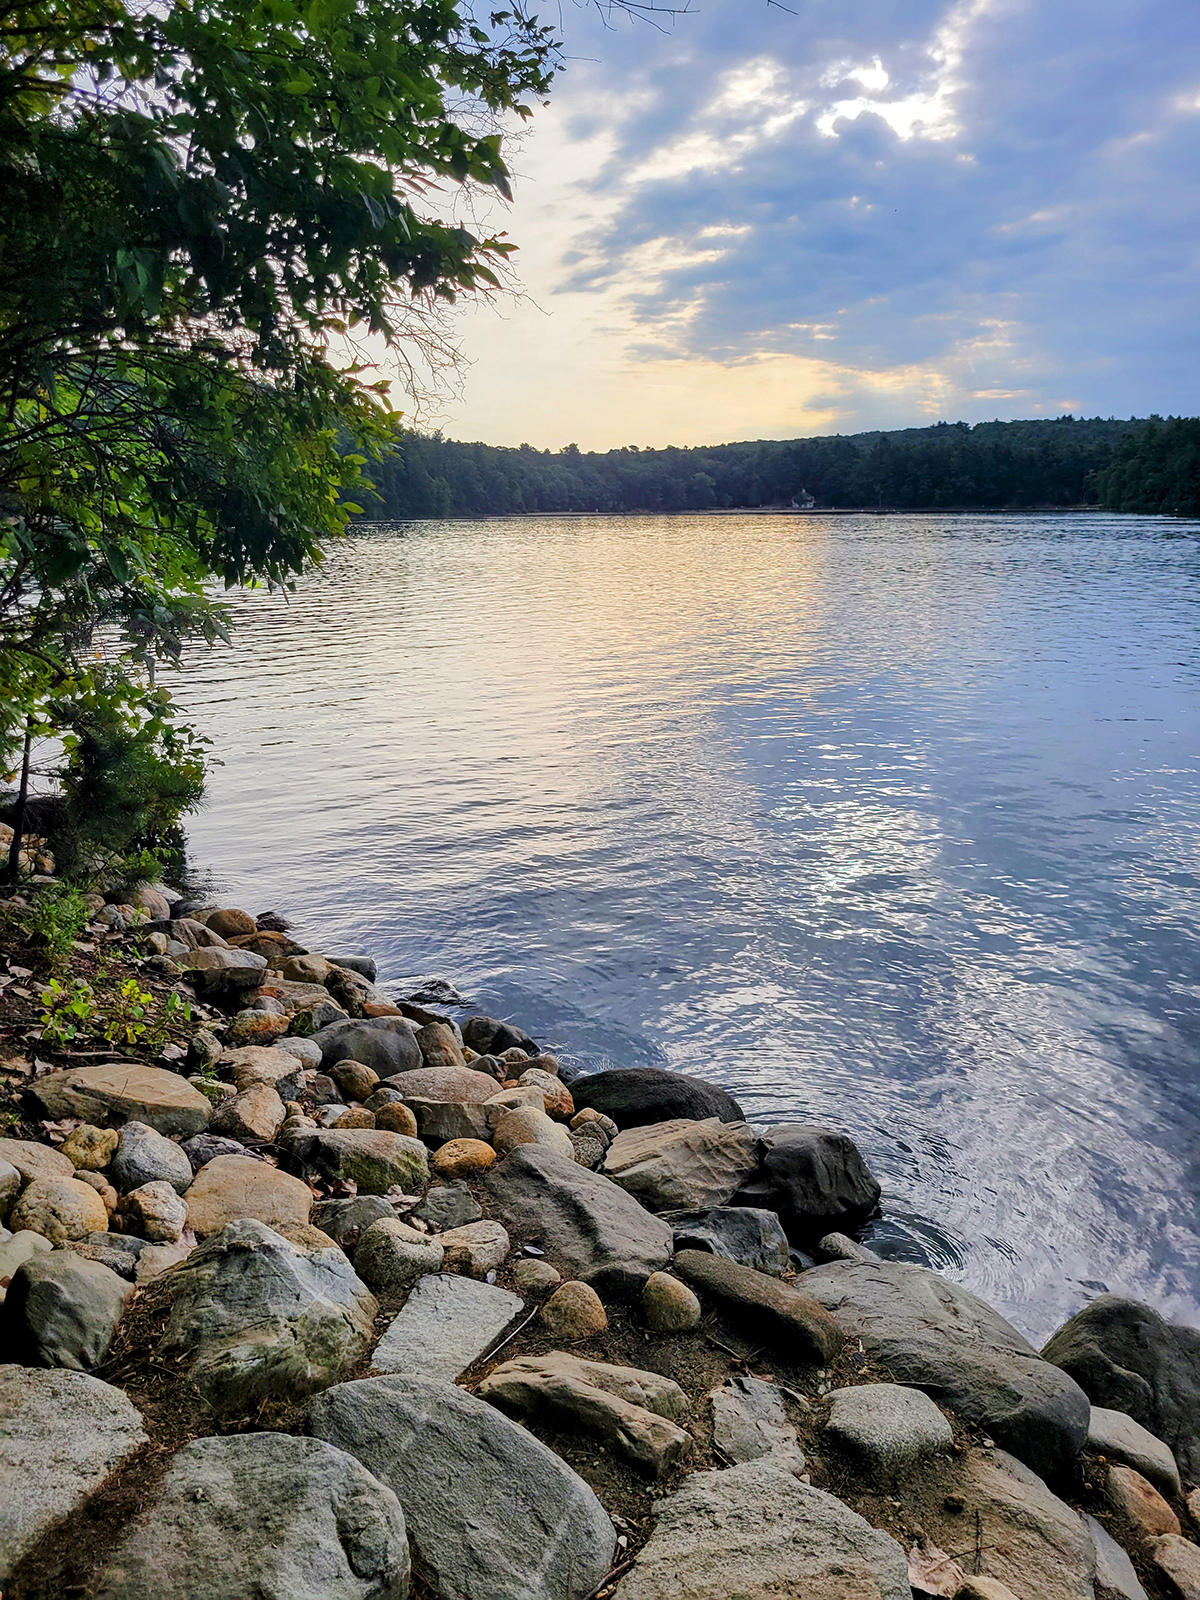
(179, 511), (1200, 1342)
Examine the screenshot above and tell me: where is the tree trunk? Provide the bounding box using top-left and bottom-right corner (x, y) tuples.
(7, 720), (34, 885)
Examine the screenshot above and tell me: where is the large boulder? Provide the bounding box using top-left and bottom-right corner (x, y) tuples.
(312, 1018), (422, 1077)
(668, 1206), (790, 1275)
(570, 1066), (744, 1130)
(283, 1129), (429, 1194)
(1042, 1295), (1200, 1482)
(91, 1432), (409, 1600)
(757, 1122), (882, 1240)
(111, 1122), (193, 1196)
(28, 1064), (211, 1135)
(306, 1374), (615, 1600)
(611, 1453), (910, 1600)
(673, 1249), (844, 1363)
(184, 1154), (313, 1236)
(801, 1260), (1090, 1478)
(160, 1218), (377, 1413)
(5, 1252), (132, 1369)
(602, 1117), (758, 1212)
(372, 1274), (525, 1381)
(485, 1144), (672, 1298)
(0, 1366), (146, 1583)
(461, 1014), (538, 1057)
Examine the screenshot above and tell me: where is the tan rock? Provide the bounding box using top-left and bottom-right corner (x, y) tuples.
(279, 954), (334, 984)
(485, 1085), (546, 1121)
(642, 1271), (702, 1332)
(210, 1083), (285, 1144)
(224, 1011), (291, 1047)
(1107, 1464), (1181, 1539)
(330, 1060), (380, 1101)
(1153, 1534), (1200, 1599)
(492, 1106), (575, 1160)
(120, 1181), (188, 1243)
(541, 1280), (607, 1340)
(332, 1108), (376, 1130)
(513, 1259), (562, 1296)
(60, 1124), (120, 1172)
(185, 1155), (313, 1237)
(519, 1068), (573, 1121)
(499, 1046), (530, 1065)
(374, 1102), (419, 1138)
(224, 1047), (305, 1092)
(432, 1138), (497, 1179)
(603, 1117), (759, 1212)
(361, 1002), (405, 1019)
(440, 1220), (509, 1278)
(383, 1066), (501, 1103)
(135, 1240), (194, 1281)
(570, 1107), (617, 1139)
(415, 1022), (465, 1069)
(524, 1054), (561, 1077)
(11, 1177), (109, 1243)
(30, 1064), (211, 1135)
(74, 1169), (119, 1214)
(207, 908), (257, 939)
(1190, 1487), (1200, 1533)
(0, 1137), (77, 1184)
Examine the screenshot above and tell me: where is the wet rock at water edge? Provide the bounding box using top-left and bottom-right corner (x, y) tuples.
(570, 1066), (745, 1130)
(91, 1431), (410, 1600)
(0, 1366), (147, 1583)
(758, 1122), (882, 1241)
(306, 1373), (615, 1600)
(669, 1205), (791, 1275)
(461, 1014), (539, 1058)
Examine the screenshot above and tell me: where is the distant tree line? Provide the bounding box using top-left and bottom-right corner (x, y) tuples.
(359, 415), (1179, 518)
(1095, 418), (1200, 517)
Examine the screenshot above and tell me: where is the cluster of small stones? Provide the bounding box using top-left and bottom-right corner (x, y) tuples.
(1, 890), (1199, 1600)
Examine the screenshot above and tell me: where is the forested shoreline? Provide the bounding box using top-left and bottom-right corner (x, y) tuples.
(361, 414), (1200, 519)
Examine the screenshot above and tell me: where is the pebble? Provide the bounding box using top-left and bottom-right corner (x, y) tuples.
(513, 1258), (563, 1296)
(541, 1280), (608, 1340)
(642, 1271), (702, 1332)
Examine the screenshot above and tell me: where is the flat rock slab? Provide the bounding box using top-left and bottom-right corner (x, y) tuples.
(711, 1374), (800, 1464)
(485, 1145), (673, 1298)
(801, 1259), (1090, 1478)
(185, 1154), (314, 1237)
(478, 1353), (691, 1477)
(825, 1381), (953, 1472)
(91, 1432), (410, 1600)
(668, 1206), (790, 1275)
(386, 1066), (501, 1102)
(673, 1248), (844, 1363)
(29, 1064), (211, 1135)
(372, 1274), (524, 1381)
(161, 1218), (377, 1414)
(569, 1067), (745, 1130)
(1088, 1404), (1182, 1498)
(1044, 1295), (1200, 1482)
(306, 1373), (615, 1600)
(0, 1365), (147, 1583)
(611, 1453), (910, 1600)
(603, 1117), (758, 1212)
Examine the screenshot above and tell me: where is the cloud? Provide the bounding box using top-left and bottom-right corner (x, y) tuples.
(402, 0), (1200, 446)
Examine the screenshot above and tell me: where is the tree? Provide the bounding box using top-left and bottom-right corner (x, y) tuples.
(0, 0), (559, 865)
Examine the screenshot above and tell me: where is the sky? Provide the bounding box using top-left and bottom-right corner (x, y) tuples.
(392, 0), (1200, 451)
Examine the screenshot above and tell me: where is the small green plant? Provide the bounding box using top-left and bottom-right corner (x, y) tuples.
(101, 978), (155, 1046)
(24, 884), (91, 970)
(39, 977), (97, 1046)
(141, 990), (191, 1051)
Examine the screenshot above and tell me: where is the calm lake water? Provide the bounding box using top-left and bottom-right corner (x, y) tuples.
(179, 511), (1200, 1341)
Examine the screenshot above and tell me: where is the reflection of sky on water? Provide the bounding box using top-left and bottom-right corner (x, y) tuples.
(179, 512), (1200, 1340)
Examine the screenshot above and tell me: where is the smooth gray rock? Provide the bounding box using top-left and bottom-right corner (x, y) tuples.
(413, 1183), (482, 1232)
(181, 1133), (265, 1172)
(801, 1259), (1090, 1478)
(669, 1206), (790, 1275)
(602, 1117), (759, 1212)
(110, 1121), (195, 1197)
(307, 1374), (615, 1600)
(1082, 1513), (1148, 1600)
(1087, 1404), (1182, 1498)
(760, 1122), (882, 1240)
(406, 1098), (489, 1147)
(372, 1274), (524, 1380)
(6, 1252), (132, 1369)
(313, 1195), (395, 1252)
(160, 1218), (377, 1414)
(312, 1017), (422, 1077)
(0, 1365), (147, 1583)
(818, 1230), (881, 1263)
(825, 1381), (954, 1471)
(611, 1453), (910, 1600)
(91, 1432), (410, 1600)
(1043, 1295), (1200, 1482)
(485, 1144), (672, 1298)
(711, 1374), (800, 1464)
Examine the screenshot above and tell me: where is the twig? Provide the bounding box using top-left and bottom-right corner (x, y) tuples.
(583, 1556), (636, 1599)
(475, 1306), (540, 1366)
(704, 1333), (754, 1361)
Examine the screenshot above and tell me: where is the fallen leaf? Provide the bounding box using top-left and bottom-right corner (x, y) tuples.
(908, 1541), (966, 1597)
(9, 965), (32, 978)
(40, 1117), (81, 1143)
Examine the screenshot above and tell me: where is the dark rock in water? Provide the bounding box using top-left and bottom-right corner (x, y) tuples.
(669, 1207), (791, 1276)
(327, 954), (377, 982)
(6, 1252), (132, 1369)
(312, 1195), (395, 1252)
(414, 1184), (483, 1232)
(306, 1374), (614, 1600)
(254, 910), (292, 932)
(90, 1432), (410, 1600)
(462, 1014), (538, 1057)
(486, 1145), (672, 1298)
(402, 977), (465, 1006)
(1042, 1295), (1200, 1482)
(801, 1259), (1090, 1479)
(673, 1250), (844, 1364)
(182, 1134), (265, 1171)
(312, 1017), (422, 1077)
(570, 1067), (745, 1130)
(758, 1123), (881, 1242)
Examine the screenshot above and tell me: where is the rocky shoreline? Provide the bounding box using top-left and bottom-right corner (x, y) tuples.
(1, 885), (1200, 1599)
